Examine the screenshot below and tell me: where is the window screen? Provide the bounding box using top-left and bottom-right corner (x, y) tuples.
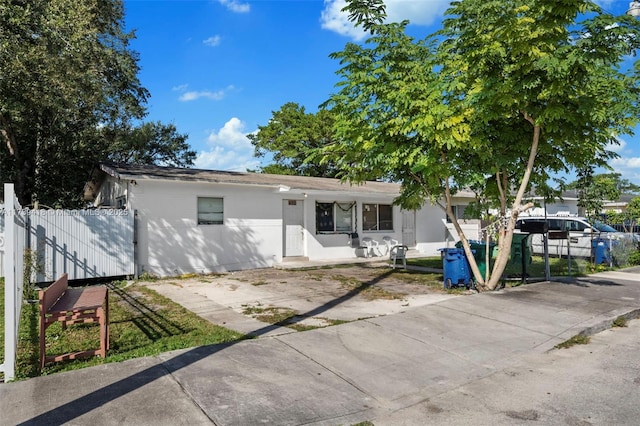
(198, 197), (224, 225)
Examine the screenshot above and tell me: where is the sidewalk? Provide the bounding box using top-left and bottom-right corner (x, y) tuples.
(1, 267), (639, 426)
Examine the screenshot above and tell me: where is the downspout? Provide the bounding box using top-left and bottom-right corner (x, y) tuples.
(128, 180), (139, 279)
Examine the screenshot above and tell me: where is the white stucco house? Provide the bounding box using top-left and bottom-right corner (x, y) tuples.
(84, 163), (480, 277)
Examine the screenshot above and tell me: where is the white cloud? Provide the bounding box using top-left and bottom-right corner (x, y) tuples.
(218, 0), (250, 13)
(178, 85), (235, 102)
(194, 117), (260, 171)
(203, 35), (222, 47)
(320, 0), (368, 41)
(320, 0), (449, 40)
(206, 117), (251, 148)
(385, 0), (450, 26)
(609, 156), (640, 186)
(612, 156), (640, 168)
(172, 84), (188, 92)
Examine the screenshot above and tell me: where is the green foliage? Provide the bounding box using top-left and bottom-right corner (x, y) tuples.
(567, 172), (640, 195)
(575, 168), (621, 221)
(626, 197), (640, 225)
(248, 102), (341, 177)
(555, 334), (590, 349)
(612, 316), (628, 328)
(0, 0), (193, 208)
(105, 121), (195, 168)
(326, 0), (640, 290)
(342, 0), (386, 34)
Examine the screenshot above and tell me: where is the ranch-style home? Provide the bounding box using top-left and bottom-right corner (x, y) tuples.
(84, 163), (479, 277)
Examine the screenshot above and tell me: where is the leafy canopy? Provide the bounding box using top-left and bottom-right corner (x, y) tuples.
(248, 102), (341, 177)
(322, 0), (640, 289)
(0, 0), (194, 207)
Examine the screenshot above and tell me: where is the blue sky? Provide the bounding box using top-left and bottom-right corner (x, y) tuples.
(123, 0), (640, 186)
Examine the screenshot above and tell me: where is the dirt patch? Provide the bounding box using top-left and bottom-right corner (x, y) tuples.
(207, 263), (452, 301)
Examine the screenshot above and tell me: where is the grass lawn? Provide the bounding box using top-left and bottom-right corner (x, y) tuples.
(1, 279), (246, 381)
(408, 254), (608, 282)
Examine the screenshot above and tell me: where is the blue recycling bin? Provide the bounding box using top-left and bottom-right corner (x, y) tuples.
(591, 239), (612, 265)
(439, 248), (473, 289)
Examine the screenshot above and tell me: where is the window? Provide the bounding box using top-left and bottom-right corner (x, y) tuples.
(362, 203), (393, 231)
(446, 205), (468, 223)
(316, 202), (354, 233)
(198, 197), (223, 225)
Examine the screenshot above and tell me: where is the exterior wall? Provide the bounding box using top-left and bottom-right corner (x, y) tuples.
(304, 194), (403, 260)
(127, 178), (285, 276)
(412, 203), (481, 256)
(94, 179), (128, 208)
(524, 202), (579, 217)
(96, 175), (483, 277)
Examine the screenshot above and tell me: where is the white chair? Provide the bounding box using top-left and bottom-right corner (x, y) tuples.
(382, 236), (399, 255)
(390, 245), (408, 268)
(361, 237), (380, 258)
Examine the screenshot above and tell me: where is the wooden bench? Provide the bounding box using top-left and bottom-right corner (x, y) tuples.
(39, 273), (109, 369)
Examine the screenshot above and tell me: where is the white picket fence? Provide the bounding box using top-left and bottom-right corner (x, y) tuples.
(1, 183), (135, 381)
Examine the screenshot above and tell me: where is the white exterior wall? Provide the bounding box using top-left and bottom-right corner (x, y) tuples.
(304, 195), (404, 260)
(413, 203), (481, 256)
(415, 203), (449, 256)
(128, 179), (284, 276)
(97, 175), (482, 277)
(524, 203), (579, 217)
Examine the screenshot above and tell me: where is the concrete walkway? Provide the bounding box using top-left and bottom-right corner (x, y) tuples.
(1, 267), (639, 426)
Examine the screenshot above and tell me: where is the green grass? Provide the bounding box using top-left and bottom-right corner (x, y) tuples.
(241, 303), (350, 332)
(4, 280), (246, 380)
(406, 257), (443, 269)
(612, 316), (628, 328)
(408, 254), (604, 280)
(555, 334), (590, 349)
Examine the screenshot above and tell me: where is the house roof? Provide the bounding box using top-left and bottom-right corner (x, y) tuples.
(83, 163), (403, 200)
(84, 163), (479, 201)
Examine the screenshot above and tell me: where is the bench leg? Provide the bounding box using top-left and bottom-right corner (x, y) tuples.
(105, 291), (110, 351)
(39, 320), (46, 370)
(99, 307), (106, 358)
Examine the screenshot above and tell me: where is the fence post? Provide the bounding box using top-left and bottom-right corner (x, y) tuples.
(2, 183), (18, 381)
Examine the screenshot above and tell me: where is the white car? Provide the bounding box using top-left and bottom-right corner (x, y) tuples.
(514, 216), (632, 258)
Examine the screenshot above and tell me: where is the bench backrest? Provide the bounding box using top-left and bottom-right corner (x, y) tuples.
(39, 273), (69, 314)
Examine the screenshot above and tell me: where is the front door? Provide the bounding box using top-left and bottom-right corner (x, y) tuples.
(402, 210), (416, 248)
(283, 200), (304, 257)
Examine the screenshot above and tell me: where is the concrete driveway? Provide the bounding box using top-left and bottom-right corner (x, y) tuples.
(141, 262), (461, 336)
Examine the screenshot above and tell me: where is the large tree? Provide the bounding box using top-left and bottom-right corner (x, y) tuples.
(105, 121), (195, 167)
(248, 102), (341, 177)
(0, 0), (194, 207)
(322, 0), (640, 290)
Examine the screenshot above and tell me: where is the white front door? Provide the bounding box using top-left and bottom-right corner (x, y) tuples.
(402, 210), (416, 248)
(283, 200), (304, 257)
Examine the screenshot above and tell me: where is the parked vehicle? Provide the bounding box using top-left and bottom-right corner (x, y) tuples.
(514, 216), (633, 258)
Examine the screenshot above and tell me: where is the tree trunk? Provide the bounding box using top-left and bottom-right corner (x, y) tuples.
(483, 114), (540, 291)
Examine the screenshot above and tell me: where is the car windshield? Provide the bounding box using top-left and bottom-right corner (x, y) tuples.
(593, 220), (618, 233)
